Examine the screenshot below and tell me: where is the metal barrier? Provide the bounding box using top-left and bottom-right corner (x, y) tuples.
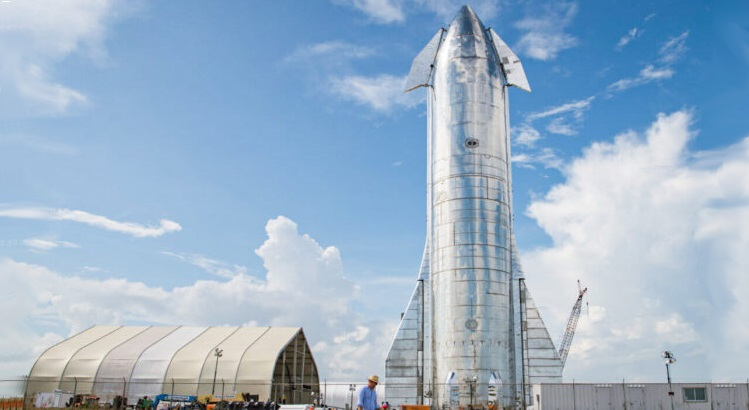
(5, 379), (749, 410)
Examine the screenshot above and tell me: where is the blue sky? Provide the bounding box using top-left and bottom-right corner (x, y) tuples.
(2, 0), (749, 386)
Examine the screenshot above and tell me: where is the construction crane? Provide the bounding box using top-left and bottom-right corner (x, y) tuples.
(558, 280), (588, 366)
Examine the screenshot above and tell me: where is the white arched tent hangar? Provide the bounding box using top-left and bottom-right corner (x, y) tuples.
(26, 326), (319, 404)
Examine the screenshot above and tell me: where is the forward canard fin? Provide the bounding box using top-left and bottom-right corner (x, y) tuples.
(404, 29), (445, 92)
(487, 28), (532, 93)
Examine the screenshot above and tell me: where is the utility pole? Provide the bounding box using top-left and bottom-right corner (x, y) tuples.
(212, 348), (223, 396)
(348, 384), (356, 410)
(662, 351), (676, 410)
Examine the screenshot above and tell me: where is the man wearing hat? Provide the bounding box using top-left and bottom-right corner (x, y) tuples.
(357, 375), (380, 410)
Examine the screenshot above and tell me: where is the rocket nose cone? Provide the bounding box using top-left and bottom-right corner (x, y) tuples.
(450, 5), (483, 36)
(457, 4), (476, 18)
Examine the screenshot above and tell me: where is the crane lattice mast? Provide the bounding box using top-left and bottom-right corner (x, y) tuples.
(558, 280), (588, 366)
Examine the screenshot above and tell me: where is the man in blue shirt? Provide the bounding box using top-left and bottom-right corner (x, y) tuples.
(357, 375), (380, 410)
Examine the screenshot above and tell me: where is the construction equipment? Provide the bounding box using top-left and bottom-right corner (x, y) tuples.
(558, 280), (588, 366)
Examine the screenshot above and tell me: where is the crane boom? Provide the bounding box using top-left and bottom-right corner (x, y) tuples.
(558, 281), (588, 366)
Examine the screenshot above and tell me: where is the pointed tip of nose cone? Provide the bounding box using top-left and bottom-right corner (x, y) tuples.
(451, 4), (484, 35)
(457, 4), (477, 19)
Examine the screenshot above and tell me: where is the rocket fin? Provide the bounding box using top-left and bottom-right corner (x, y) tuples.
(404, 29), (445, 92)
(522, 286), (564, 382)
(385, 241), (430, 405)
(512, 238), (563, 383)
(487, 29), (532, 93)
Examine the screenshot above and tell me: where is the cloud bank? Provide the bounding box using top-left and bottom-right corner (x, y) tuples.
(0, 216), (393, 380)
(523, 110), (749, 381)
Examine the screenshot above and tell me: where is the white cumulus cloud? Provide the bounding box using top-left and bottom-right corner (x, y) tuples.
(0, 216), (393, 380)
(522, 110), (749, 381)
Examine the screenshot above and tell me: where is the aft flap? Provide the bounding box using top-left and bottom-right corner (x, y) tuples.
(487, 28), (532, 93)
(522, 284), (564, 380)
(385, 240), (431, 405)
(512, 235), (563, 382)
(404, 29), (445, 92)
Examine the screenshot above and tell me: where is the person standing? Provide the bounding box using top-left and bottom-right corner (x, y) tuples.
(357, 376), (380, 410)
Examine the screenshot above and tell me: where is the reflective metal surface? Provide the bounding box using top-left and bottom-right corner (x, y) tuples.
(405, 29), (445, 92)
(386, 5), (561, 408)
(429, 6), (511, 406)
(488, 29), (531, 93)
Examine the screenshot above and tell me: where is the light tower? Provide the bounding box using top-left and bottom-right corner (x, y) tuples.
(663, 350), (677, 410)
(212, 347), (223, 396)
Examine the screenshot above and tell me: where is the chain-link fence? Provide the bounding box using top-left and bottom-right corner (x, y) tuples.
(4, 379), (747, 410)
(2, 378), (323, 410)
(0, 379), (26, 398)
(0, 379), (529, 410)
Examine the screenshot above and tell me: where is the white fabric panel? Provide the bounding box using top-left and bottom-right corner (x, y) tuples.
(59, 327), (148, 394)
(27, 326), (120, 395)
(93, 326), (178, 398)
(235, 327), (300, 399)
(128, 327), (207, 401)
(164, 327), (240, 396)
(196, 327), (270, 396)
(27, 325), (318, 403)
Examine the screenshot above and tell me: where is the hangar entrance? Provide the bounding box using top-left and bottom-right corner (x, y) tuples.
(271, 331), (319, 404)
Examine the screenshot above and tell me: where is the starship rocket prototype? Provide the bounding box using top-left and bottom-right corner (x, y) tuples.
(385, 6), (563, 408)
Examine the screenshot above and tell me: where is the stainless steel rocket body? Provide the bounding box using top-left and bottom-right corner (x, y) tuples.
(428, 9), (514, 405)
(385, 6), (562, 408)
